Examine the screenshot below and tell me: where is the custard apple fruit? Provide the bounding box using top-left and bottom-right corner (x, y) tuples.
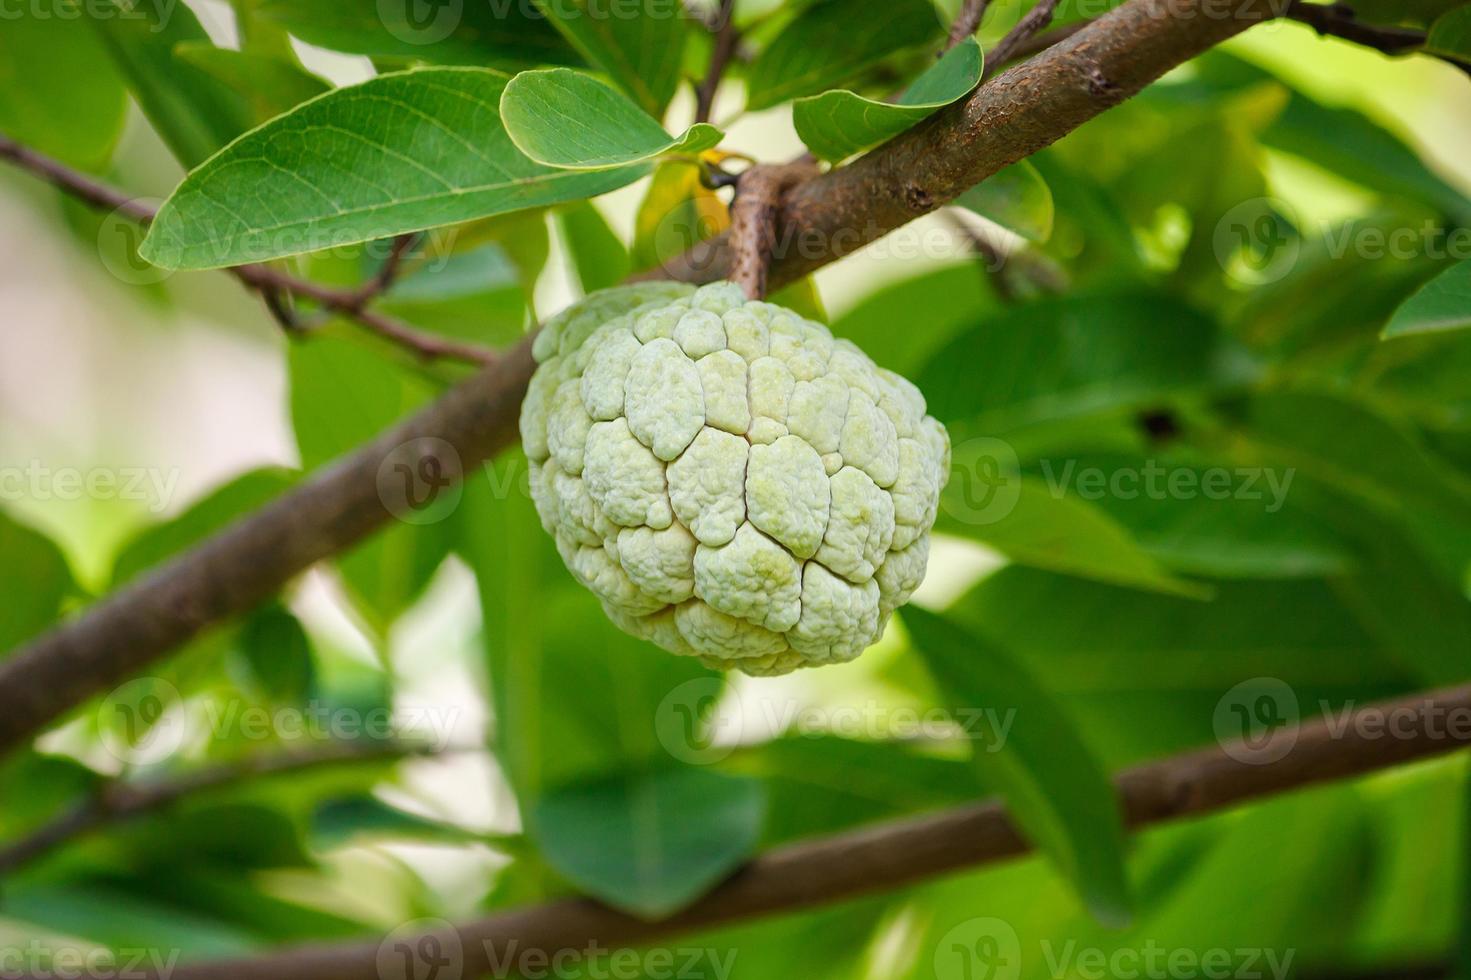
(520, 281), (950, 676)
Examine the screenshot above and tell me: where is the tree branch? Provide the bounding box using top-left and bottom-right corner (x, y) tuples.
(946, 0), (992, 51)
(694, 0), (739, 124)
(0, 337), (536, 758)
(0, 0), (1288, 757)
(0, 136), (494, 366)
(987, 0), (1063, 68)
(71, 683), (1471, 980)
(728, 160), (819, 300)
(0, 740), (448, 876)
(0, 133), (155, 222)
(649, 0), (1280, 289)
(1284, 1), (1428, 54)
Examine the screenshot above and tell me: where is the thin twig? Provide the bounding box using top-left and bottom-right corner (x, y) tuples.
(694, 0), (739, 124)
(982, 18), (1090, 77)
(231, 264), (496, 364)
(988, 0), (1063, 68)
(728, 160), (819, 300)
(949, 213), (1017, 302)
(346, 232), (420, 307)
(946, 0), (992, 51)
(0, 135), (495, 366)
(0, 740), (454, 876)
(0, 133), (154, 222)
(93, 683), (1471, 980)
(1284, 0), (1427, 53)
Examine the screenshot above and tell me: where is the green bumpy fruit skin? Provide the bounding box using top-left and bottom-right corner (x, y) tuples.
(520, 281), (950, 676)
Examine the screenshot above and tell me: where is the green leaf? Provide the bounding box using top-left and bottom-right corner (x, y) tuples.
(2, 882), (256, 958)
(830, 264), (999, 375)
(0, 509), (72, 651)
(1194, 54), (1471, 223)
(0, 8), (127, 170)
(917, 291), (1247, 435)
(136, 802), (313, 870)
(953, 159), (1056, 242)
(288, 331), (451, 632)
(938, 472), (1206, 597)
(1238, 390), (1471, 537)
(557, 201), (631, 292)
(172, 43), (331, 123)
(141, 68), (647, 271)
(312, 795), (484, 847)
(1037, 454), (1355, 579)
(951, 566), (1418, 767)
(236, 603), (315, 705)
(746, 0), (942, 111)
(89, 0), (255, 168)
(1383, 257), (1471, 339)
(1461, 766), (1471, 980)
(110, 469), (297, 587)
(630, 159), (729, 271)
(530, 766), (766, 918)
(727, 735), (981, 845)
(531, 0), (690, 116)
(257, 0), (576, 70)
(1426, 5), (1471, 64)
(501, 68), (721, 170)
(792, 38), (981, 161)
(903, 606), (1133, 926)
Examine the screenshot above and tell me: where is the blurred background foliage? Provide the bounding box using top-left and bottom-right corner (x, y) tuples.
(1, 0), (1469, 976)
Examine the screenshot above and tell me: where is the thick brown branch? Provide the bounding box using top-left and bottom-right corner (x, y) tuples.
(0, 0), (1284, 756)
(728, 161), (819, 300)
(81, 683), (1471, 979)
(0, 337), (536, 758)
(651, 0), (1280, 289)
(0, 740), (445, 876)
